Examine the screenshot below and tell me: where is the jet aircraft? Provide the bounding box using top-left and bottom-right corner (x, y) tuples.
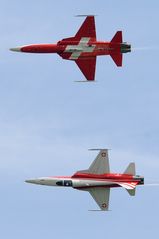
(26, 149), (144, 211)
(10, 16), (131, 81)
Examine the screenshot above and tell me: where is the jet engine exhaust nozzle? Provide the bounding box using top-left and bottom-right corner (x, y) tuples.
(120, 43), (131, 53)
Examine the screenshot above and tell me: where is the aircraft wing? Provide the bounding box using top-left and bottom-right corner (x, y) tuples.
(74, 149), (110, 176)
(59, 16), (96, 43)
(58, 16), (97, 81)
(75, 57), (96, 81)
(88, 149), (110, 174)
(58, 54), (96, 81)
(75, 16), (96, 41)
(87, 187), (110, 211)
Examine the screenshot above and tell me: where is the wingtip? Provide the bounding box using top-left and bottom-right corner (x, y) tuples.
(75, 14), (97, 17)
(88, 209), (111, 212)
(74, 80), (97, 83)
(88, 148), (111, 151)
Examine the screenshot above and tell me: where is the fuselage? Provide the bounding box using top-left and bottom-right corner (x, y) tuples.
(10, 40), (131, 58)
(26, 173), (144, 189)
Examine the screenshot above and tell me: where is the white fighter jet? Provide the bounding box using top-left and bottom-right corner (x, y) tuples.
(26, 149), (144, 211)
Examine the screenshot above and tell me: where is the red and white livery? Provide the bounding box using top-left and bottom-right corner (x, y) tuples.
(26, 149), (144, 211)
(10, 16), (131, 81)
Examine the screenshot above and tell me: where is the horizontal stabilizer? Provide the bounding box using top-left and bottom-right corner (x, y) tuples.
(126, 188), (136, 196)
(124, 163), (136, 176)
(110, 53), (122, 67)
(111, 31), (122, 44)
(110, 31), (123, 67)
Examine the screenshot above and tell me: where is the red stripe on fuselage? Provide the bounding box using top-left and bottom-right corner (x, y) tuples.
(48, 175), (141, 184)
(72, 172), (134, 180)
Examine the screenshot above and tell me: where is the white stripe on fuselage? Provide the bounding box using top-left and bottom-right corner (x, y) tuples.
(72, 178), (114, 188)
(64, 37), (96, 60)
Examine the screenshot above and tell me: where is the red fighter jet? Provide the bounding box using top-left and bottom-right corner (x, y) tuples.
(10, 15), (131, 81)
(26, 149), (144, 211)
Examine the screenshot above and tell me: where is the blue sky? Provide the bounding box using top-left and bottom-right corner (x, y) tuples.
(1, 0), (159, 238)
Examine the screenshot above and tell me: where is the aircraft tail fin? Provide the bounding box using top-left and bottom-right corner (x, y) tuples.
(124, 162), (136, 176)
(110, 31), (123, 67)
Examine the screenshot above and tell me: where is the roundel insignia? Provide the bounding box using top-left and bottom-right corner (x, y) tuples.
(101, 152), (106, 157)
(102, 203), (107, 208)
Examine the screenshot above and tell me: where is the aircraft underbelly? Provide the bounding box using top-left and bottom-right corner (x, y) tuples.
(72, 179), (114, 188)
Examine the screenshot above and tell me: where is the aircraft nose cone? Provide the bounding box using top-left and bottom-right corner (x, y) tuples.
(10, 47), (21, 52)
(25, 179), (37, 184)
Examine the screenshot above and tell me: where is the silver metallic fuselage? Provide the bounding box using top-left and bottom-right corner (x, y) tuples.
(25, 176), (144, 188)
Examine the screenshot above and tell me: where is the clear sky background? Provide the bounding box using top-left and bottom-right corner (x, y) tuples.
(1, 0), (159, 238)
